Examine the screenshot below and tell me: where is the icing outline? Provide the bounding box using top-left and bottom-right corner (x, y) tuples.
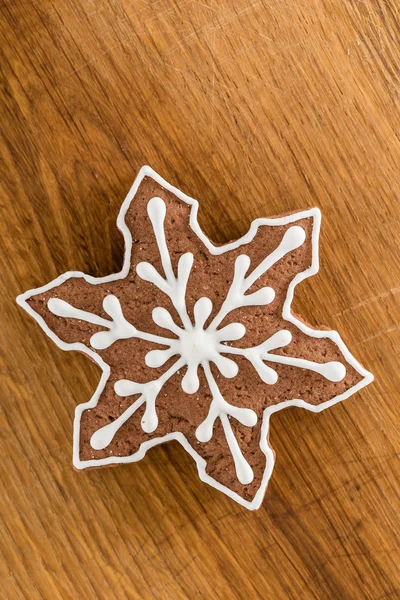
(16, 165), (374, 510)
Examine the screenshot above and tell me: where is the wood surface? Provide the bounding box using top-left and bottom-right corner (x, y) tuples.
(1, 0), (399, 598)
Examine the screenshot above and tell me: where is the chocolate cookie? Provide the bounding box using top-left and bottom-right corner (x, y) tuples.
(17, 166), (373, 509)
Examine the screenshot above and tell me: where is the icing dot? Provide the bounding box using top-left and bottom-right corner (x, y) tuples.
(152, 307), (178, 332)
(48, 298), (76, 318)
(136, 261), (158, 282)
(244, 287), (275, 306)
(194, 297), (213, 328)
(281, 226), (306, 253)
(234, 254), (251, 276)
(182, 364), (200, 394)
(321, 361), (346, 382)
(147, 196), (166, 221)
(90, 423), (116, 450)
(145, 348), (173, 368)
(213, 355), (239, 378)
(216, 322), (246, 341)
(114, 380), (142, 396)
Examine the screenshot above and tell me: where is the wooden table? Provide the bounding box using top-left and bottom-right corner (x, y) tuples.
(1, 1), (399, 598)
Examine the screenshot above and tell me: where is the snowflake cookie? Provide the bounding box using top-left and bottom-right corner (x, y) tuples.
(17, 166), (373, 509)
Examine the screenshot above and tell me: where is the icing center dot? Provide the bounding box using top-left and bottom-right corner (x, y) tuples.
(178, 328), (217, 363)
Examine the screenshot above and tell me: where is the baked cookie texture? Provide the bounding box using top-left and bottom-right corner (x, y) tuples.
(17, 166), (373, 509)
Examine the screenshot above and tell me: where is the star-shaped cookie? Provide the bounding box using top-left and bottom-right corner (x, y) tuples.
(17, 166), (373, 509)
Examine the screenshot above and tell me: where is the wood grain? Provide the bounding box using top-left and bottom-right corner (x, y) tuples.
(1, 1), (399, 598)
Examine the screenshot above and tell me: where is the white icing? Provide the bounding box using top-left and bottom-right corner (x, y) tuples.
(132, 197), (343, 480)
(220, 413), (254, 485)
(47, 196), (346, 483)
(133, 197), (271, 479)
(196, 362), (256, 485)
(48, 295), (171, 350)
(208, 225), (306, 331)
(17, 165), (374, 510)
(262, 355), (346, 382)
(221, 329), (346, 384)
(90, 359), (184, 449)
(137, 196), (193, 330)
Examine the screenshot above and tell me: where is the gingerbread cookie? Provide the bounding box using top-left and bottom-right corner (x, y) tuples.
(17, 166), (373, 509)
